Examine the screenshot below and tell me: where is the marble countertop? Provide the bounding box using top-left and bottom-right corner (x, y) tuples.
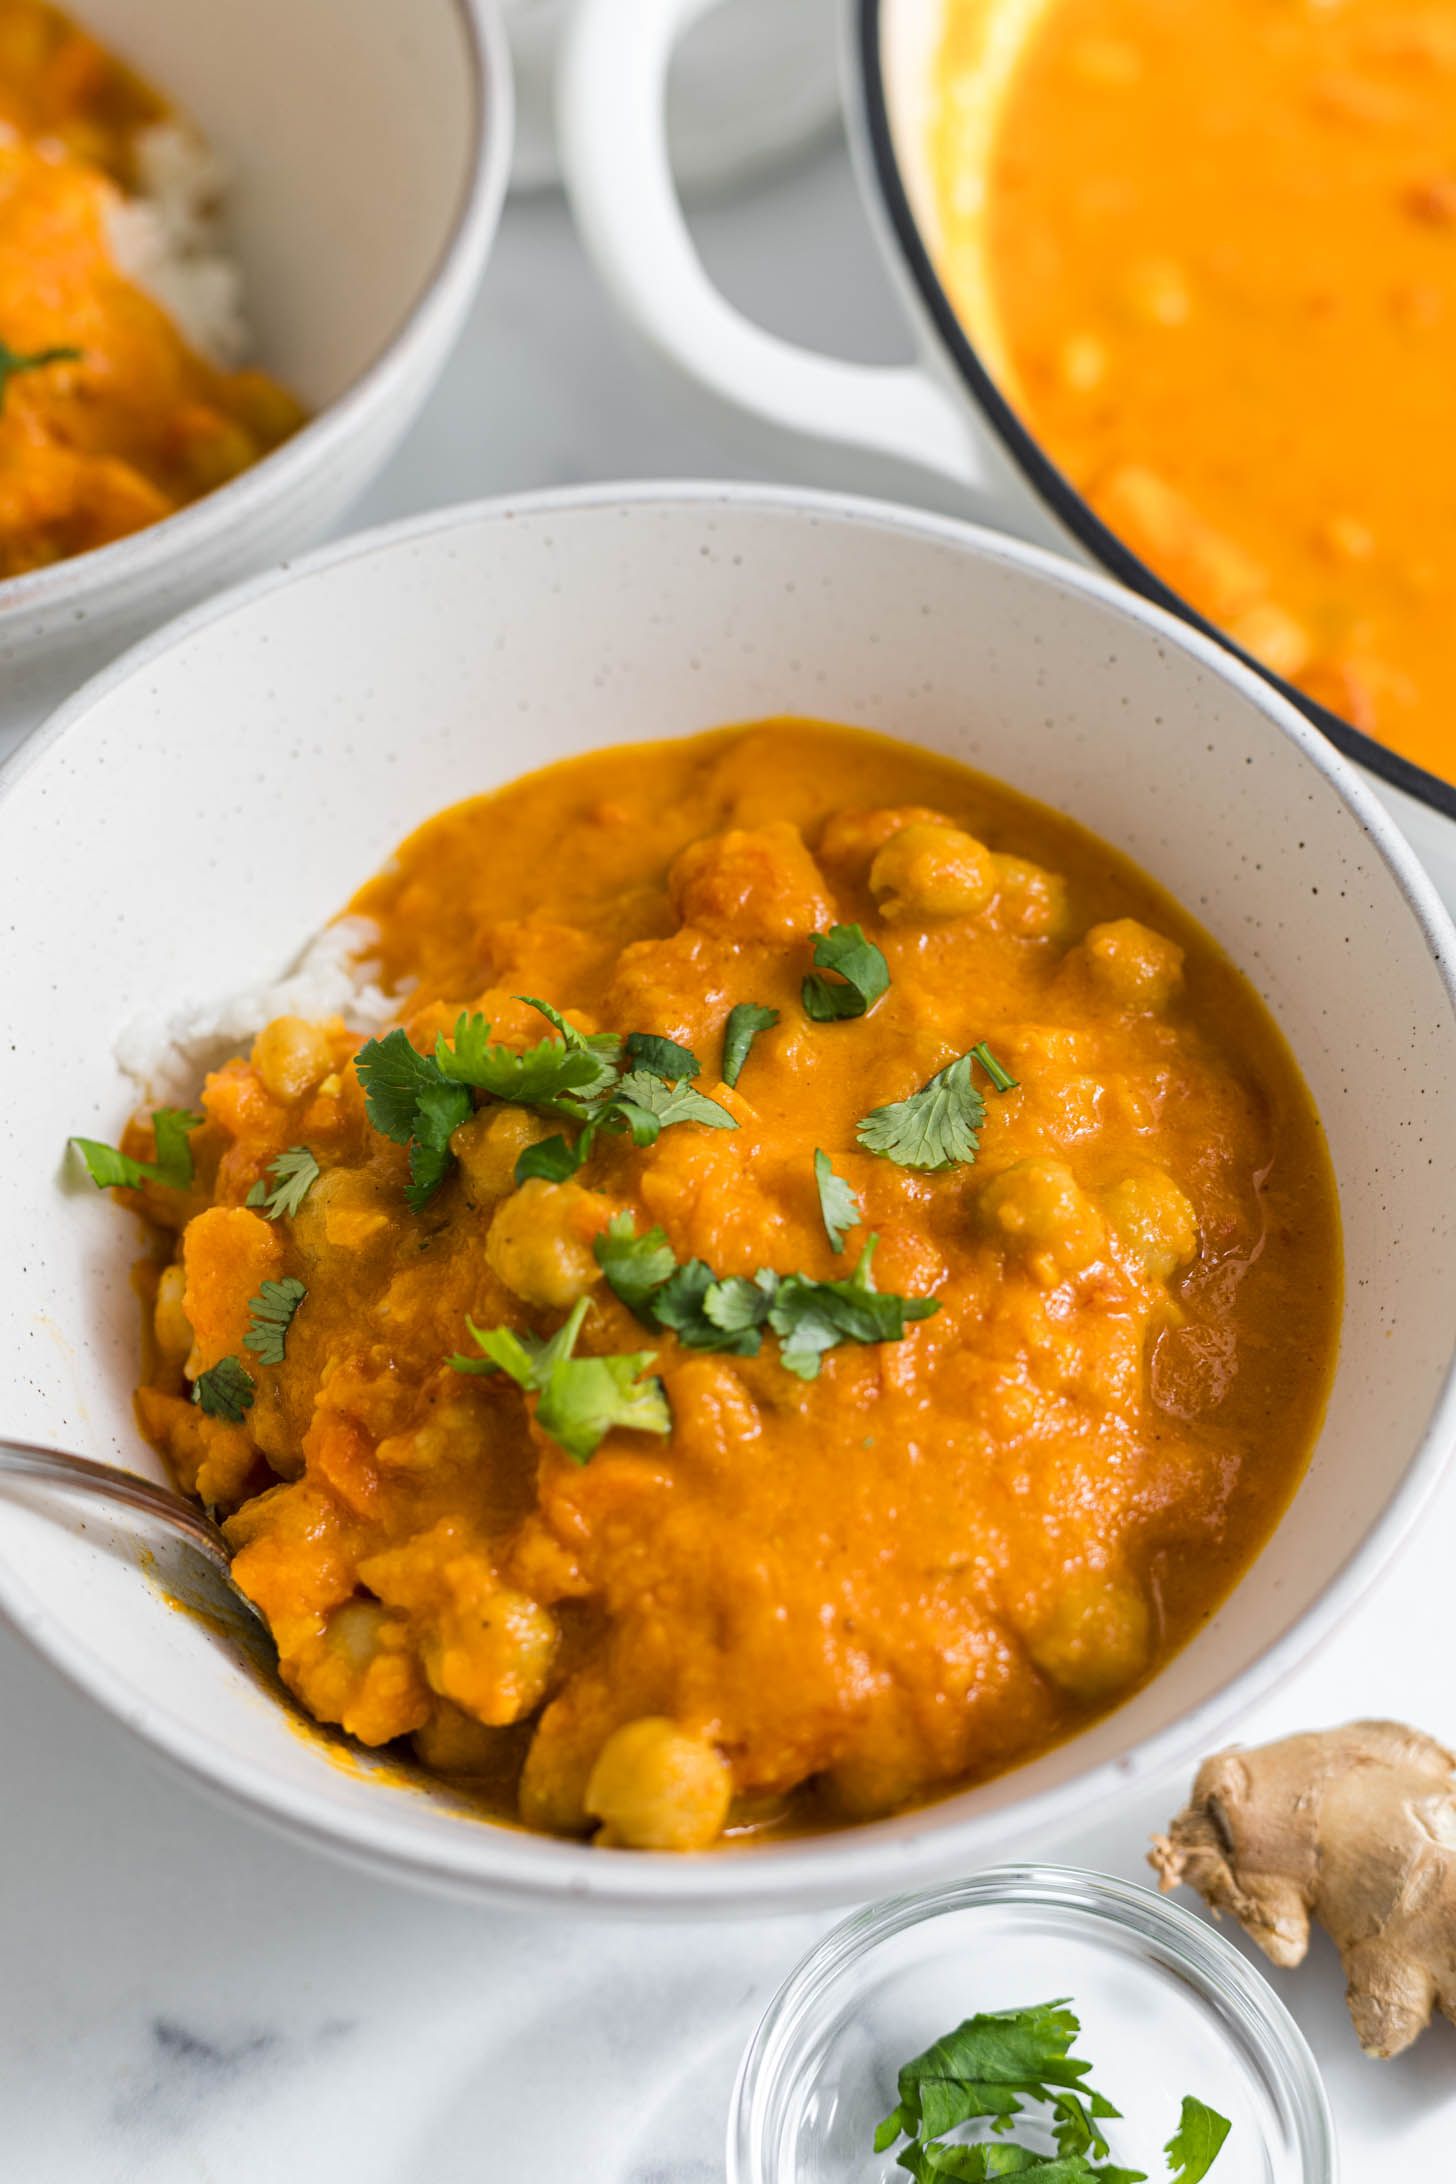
(5, 138), (1456, 2182)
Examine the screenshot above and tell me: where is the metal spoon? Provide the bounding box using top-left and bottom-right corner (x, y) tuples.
(0, 1437), (267, 1630)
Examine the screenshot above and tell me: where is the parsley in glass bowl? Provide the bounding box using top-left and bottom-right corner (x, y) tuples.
(728, 1866), (1336, 2184)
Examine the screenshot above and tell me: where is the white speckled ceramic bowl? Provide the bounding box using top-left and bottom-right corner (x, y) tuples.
(3, 484), (1456, 1913)
(0, 0), (511, 736)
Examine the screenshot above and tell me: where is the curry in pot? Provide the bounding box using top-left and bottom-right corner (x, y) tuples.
(97, 723), (1339, 1848)
(934, 0), (1456, 781)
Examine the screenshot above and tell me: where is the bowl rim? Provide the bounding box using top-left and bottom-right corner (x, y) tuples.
(4, 477), (1456, 1913)
(852, 0), (1456, 827)
(726, 1862), (1338, 2183)
(0, 0), (512, 631)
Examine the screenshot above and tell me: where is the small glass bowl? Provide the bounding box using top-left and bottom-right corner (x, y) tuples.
(728, 1865), (1336, 2184)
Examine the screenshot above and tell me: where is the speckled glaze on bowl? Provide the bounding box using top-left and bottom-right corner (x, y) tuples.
(0, 0), (511, 736)
(3, 484), (1456, 1914)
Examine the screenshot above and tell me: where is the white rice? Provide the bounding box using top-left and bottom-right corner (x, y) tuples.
(102, 120), (251, 370)
(115, 917), (408, 1106)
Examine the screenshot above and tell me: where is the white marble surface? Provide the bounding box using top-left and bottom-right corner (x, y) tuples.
(5, 137), (1456, 2180)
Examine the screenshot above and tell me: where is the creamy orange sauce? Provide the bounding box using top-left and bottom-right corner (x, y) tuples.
(933, 0), (1456, 780)
(121, 722), (1339, 1847)
(0, 0), (305, 578)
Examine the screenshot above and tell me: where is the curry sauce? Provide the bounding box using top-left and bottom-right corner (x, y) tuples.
(121, 723), (1340, 1847)
(934, 0), (1456, 781)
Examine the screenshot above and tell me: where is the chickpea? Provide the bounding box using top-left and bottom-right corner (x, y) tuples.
(519, 1708), (595, 1836)
(486, 1178), (603, 1310)
(869, 822), (996, 924)
(251, 1014), (333, 1103)
(1102, 1171), (1198, 1284)
(584, 1717), (733, 1850)
(816, 805), (954, 880)
(990, 853), (1072, 940)
(413, 1700), (511, 1775)
(1225, 600), (1311, 682)
(452, 1105), (554, 1207)
(325, 1598), (393, 1669)
(668, 822), (831, 941)
(979, 1158), (1104, 1283)
(152, 1262), (192, 1364)
(1081, 919), (1184, 1010)
(1025, 1571), (1152, 1702)
(421, 1586), (558, 1727)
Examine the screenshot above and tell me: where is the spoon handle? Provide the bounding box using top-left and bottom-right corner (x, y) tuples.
(0, 1437), (235, 1579)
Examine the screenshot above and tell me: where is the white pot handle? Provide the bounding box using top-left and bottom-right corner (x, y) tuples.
(558, 0), (989, 494)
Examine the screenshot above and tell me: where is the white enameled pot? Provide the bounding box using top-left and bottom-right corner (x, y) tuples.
(0, 0), (511, 743)
(4, 484), (1456, 1914)
(558, 0), (1456, 906)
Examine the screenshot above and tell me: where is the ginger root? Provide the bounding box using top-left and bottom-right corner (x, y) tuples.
(1150, 1720), (1456, 2058)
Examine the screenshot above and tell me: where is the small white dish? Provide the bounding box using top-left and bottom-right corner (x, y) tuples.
(0, 0), (511, 736)
(2, 482), (1455, 1913)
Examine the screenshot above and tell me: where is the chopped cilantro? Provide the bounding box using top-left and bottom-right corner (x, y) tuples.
(447, 1294), (670, 1463)
(0, 339), (81, 415)
(875, 1999), (1230, 2184)
(624, 1031), (700, 1080)
(243, 1277), (307, 1366)
(592, 1216), (935, 1376)
(192, 1355), (255, 1423)
(767, 1235), (937, 1378)
(721, 1003), (778, 1088)
(801, 923), (890, 1022)
(245, 1145), (320, 1220)
(593, 1210), (679, 1321)
(858, 1053), (987, 1172)
(513, 1135), (584, 1186)
(71, 1106), (203, 1193)
(813, 1148), (862, 1252)
(651, 1259), (765, 1357)
(1164, 2100), (1230, 2184)
(359, 1003), (729, 1205)
(611, 1069), (735, 1132)
(971, 1040), (1019, 1094)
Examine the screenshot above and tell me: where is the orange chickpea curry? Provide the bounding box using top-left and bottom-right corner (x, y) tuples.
(0, 0), (304, 578)
(83, 722), (1340, 1851)
(933, 0), (1456, 781)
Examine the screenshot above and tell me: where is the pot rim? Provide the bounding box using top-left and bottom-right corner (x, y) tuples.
(853, 0), (1456, 825)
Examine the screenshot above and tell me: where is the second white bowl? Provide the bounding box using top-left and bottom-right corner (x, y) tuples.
(0, 0), (511, 737)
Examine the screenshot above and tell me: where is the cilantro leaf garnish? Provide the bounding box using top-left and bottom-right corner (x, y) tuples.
(813, 1148), (862, 1252)
(971, 1041), (1019, 1094)
(0, 339), (82, 414)
(768, 1235), (937, 1378)
(876, 1998), (1229, 2184)
(439, 1007), (618, 1103)
(360, 1004), (728, 1205)
(447, 1295), (670, 1463)
(71, 1106), (203, 1193)
(593, 1210), (679, 1321)
(624, 1031), (700, 1080)
(651, 1259), (766, 1356)
(610, 1069), (736, 1132)
(858, 1053), (987, 1172)
(592, 1216), (935, 1376)
(721, 1003), (778, 1088)
(801, 923), (890, 1022)
(513, 1135), (585, 1186)
(1163, 2099), (1230, 2184)
(243, 1277), (306, 1366)
(245, 1145), (320, 1220)
(192, 1354), (255, 1423)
